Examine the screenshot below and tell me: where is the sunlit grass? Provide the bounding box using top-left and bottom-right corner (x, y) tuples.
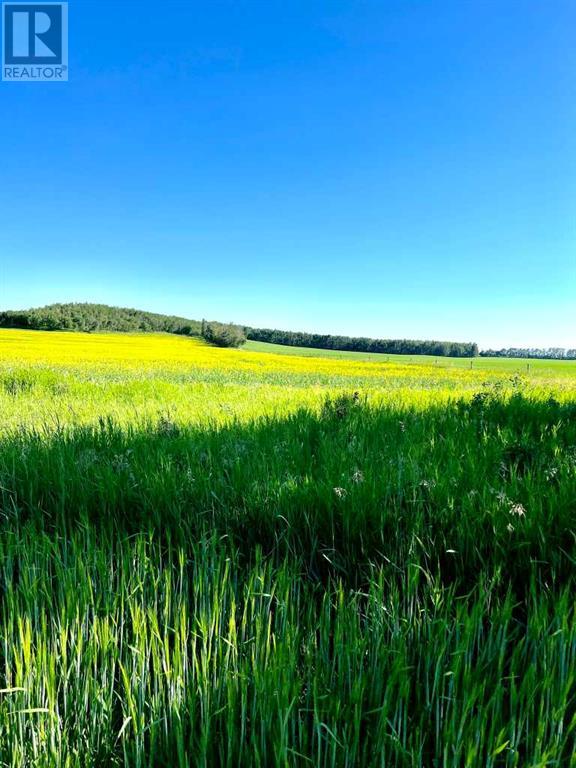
(245, 338), (576, 373)
(0, 329), (575, 766)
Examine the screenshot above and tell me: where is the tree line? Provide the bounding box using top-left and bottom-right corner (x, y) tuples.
(0, 303), (487, 357)
(480, 347), (576, 360)
(0, 303), (247, 348)
(246, 327), (479, 358)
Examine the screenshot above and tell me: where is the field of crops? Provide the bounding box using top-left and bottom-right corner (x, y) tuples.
(244, 339), (576, 373)
(1, 328), (575, 767)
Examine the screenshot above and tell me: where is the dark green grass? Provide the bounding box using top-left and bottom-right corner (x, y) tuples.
(1, 392), (576, 766)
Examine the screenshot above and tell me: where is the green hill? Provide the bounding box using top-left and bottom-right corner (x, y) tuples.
(0, 303), (202, 335)
(0, 303), (249, 348)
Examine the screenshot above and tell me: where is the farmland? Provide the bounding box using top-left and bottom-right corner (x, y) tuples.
(0, 328), (575, 766)
(245, 339), (576, 373)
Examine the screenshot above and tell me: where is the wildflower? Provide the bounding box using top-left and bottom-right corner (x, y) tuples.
(352, 470), (364, 484)
(509, 503), (526, 518)
(545, 465), (558, 481)
(333, 487), (347, 499)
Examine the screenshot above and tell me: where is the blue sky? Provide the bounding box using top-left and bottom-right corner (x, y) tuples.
(1, 0), (574, 349)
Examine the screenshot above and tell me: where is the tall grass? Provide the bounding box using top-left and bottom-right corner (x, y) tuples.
(0, 331), (575, 765)
(2, 528), (576, 767)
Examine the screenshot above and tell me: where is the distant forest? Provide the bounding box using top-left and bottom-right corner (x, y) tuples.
(480, 347), (576, 360)
(246, 327), (479, 358)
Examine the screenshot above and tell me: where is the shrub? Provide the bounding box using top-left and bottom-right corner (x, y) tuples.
(202, 321), (246, 348)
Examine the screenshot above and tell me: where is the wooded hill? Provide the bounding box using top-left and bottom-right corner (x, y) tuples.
(0, 303), (202, 335)
(1, 303), (482, 356)
(0, 303), (245, 348)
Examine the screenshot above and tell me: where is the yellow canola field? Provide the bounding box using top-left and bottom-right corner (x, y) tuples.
(2, 328), (571, 385)
(0, 328), (439, 378)
(0, 329), (574, 434)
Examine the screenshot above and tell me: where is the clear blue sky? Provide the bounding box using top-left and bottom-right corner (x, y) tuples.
(1, 0), (574, 349)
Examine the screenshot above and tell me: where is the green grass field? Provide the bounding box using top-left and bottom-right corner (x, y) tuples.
(245, 339), (576, 373)
(1, 330), (576, 766)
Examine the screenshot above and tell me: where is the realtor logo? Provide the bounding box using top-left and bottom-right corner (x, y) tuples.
(2, 3), (68, 81)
